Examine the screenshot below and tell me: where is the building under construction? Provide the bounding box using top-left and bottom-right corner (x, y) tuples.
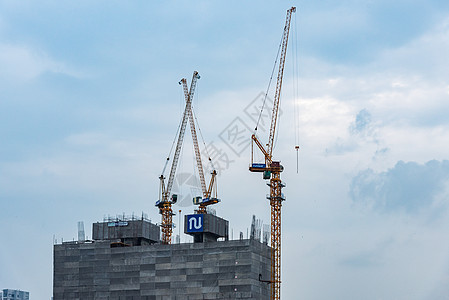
(54, 6), (297, 299)
(53, 215), (271, 299)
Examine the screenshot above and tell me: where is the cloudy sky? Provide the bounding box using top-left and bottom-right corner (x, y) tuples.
(1, 1), (449, 299)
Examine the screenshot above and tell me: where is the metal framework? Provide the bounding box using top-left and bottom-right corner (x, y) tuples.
(249, 7), (295, 300)
(158, 71), (220, 243)
(158, 71), (200, 244)
(180, 79), (219, 215)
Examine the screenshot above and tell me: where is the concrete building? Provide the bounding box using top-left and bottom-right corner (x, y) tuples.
(53, 215), (271, 299)
(2, 289), (29, 300)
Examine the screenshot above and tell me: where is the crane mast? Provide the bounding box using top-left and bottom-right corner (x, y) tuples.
(249, 7), (295, 300)
(157, 71), (200, 244)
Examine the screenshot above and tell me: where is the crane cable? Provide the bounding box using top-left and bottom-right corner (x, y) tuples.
(254, 33), (284, 133)
(161, 96), (184, 176)
(292, 11), (300, 173)
(189, 83), (216, 172)
(191, 105), (216, 172)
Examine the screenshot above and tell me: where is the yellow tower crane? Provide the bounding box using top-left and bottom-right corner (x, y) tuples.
(249, 7), (295, 300)
(158, 71), (219, 244)
(157, 71), (200, 244)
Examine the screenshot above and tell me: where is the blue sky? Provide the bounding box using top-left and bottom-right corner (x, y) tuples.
(1, 1), (449, 299)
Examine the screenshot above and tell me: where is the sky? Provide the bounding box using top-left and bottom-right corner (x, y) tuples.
(1, 1), (449, 299)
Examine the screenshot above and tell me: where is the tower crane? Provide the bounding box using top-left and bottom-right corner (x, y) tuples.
(157, 71), (200, 244)
(249, 7), (295, 300)
(157, 71), (220, 244)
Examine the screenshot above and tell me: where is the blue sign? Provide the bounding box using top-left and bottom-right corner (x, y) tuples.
(186, 214), (203, 233)
(251, 163), (266, 168)
(108, 221), (128, 227)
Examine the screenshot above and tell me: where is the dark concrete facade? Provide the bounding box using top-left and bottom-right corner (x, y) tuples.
(92, 219), (160, 246)
(53, 239), (271, 299)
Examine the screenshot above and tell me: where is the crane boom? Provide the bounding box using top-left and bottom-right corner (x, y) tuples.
(181, 75), (220, 214)
(181, 75), (207, 196)
(267, 7), (295, 158)
(249, 7), (296, 300)
(164, 72), (199, 201)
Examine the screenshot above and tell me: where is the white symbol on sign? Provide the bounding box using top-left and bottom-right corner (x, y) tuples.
(189, 216), (202, 230)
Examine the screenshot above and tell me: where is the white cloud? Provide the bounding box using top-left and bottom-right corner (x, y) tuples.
(0, 43), (85, 85)
(350, 160), (449, 213)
